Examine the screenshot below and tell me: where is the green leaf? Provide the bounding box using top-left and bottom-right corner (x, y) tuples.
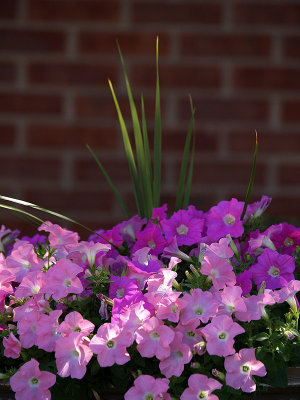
(86, 145), (130, 218)
(117, 44), (153, 218)
(108, 79), (144, 217)
(252, 332), (269, 342)
(176, 100), (195, 210)
(0, 195), (112, 246)
(141, 94), (153, 209)
(153, 37), (162, 207)
(183, 125), (195, 209)
(240, 131), (258, 220)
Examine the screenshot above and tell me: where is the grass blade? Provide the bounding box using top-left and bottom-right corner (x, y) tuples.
(141, 94), (153, 210)
(108, 79), (144, 217)
(153, 37), (162, 207)
(117, 44), (152, 218)
(0, 203), (47, 226)
(0, 195), (110, 243)
(175, 99), (195, 210)
(183, 131), (195, 209)
(87, 145), (130, 218)
(240, 131), (258, 220)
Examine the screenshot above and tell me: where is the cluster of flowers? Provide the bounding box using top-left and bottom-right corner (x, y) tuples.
(0, 196), (299, 400)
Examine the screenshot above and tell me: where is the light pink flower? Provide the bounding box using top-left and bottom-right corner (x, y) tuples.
(225, 348), (267, 393)
(125, 375), (170, 400)
(272, 280), (300, 312)
(155, 292), (187, 323)
(36, 310), (62, 352)
(42, 259), (83, 301)
(181, 374), (222, 400)
(135, 317), (175, 360)
(57, 311), (95, 337)
(14, 271), (46, 300)
(0, 269), (15, 306)
(10, 359), (56, 400)
(159, 332), (192, 378)
(201, 252), (236, 290)
(17, 310), (41, 349)
(68, 241), (111, 267)
(3, 332), (21, 359)
(235, 292), (275, 322)
(201, 315), (245, 357)
(216, 286), (247, 316)
(55, 332), (93, 379)
(6, 241), (44, 282)
(180, 288), (219, 325)
(89, 322), (133, 367)
(175, 320), (205, 356)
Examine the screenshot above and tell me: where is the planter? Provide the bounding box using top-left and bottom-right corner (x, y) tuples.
(1, 368), (299, 400)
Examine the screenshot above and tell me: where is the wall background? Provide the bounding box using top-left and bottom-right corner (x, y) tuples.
(0, 0), (300, 238)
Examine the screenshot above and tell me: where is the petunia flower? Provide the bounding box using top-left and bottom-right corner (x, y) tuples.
(201, 315), (245, 357)
(3, 332), (21, 359)
(225, 348), (266, 392)
(181, 373), (222, 400)
(125, 375), (170, 400)
(10, 359), (56, 400)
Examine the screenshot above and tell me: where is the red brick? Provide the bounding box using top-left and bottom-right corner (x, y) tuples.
(74, 158), (131, 183)
(191, 161), (266, 185)
(233, 67), (300, 91)
(0, 29), (65, 53)
(74, 93), (165, 120)
(0, 62), (16, 83)
(79, 32), (170, 55)
(178, 98), (269, 122)
(283, 36), (300, 58)
(181, 33), (271, 57)
(0, 93), (63, 115)
(28, 63), (118, 87)
(0, 124), (16, 146)
(281, 101), (300, 123)
(28, 0), (119, 21)
(26, 124), (118, 149)
(229, 130), (300, 154)
(0, 0), (17, 19)
(24, 188), (114, 213)
(132, 1), (222, 25)
(131, 65), (221, 89)
(278, 164), (300, 185)
(269, 197), (300, 218)
(233, 3), (300, 26)
(0, 157), (62, 180)
(163, 128), (218, 153)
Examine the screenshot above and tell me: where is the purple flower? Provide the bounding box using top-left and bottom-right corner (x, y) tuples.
(251, 248), (295, 290)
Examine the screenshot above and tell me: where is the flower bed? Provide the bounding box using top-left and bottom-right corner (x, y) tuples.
(0, 196), (300, 400)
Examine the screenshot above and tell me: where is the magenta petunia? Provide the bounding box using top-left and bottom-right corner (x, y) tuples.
(225, 348), (266, 393)
(251, 248), (295, 290)
(206, 198), (244, 241)
(161, 209), (204, 246)
(131, 224), (167, 256)
(268, 223), (300, 255)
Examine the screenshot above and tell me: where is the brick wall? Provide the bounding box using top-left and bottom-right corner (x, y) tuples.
(0, 0), (300, 238)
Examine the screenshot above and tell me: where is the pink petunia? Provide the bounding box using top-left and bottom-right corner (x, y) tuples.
(55, 332), (93, 379)
(57, 311), (95, 337)
(36, 310), (62, 352)
(159, 332), (192, 378)
(201, 252), (236, 290)
(89, 322), (133, 367)
(6, 241), (44, 283)
(175, 320), (205, 356)
(181, 374), (222, 400)
(10, 359), (56, 400)
(216, 286), (247, 316)
(41, 259), (83, 301)
(135, 317), (175, 360)
(206, 198), (244, 241)
(235, 292), (275, 322)
(225, 348), (266, 393)
(14, 271), (46, 300)
(131, 224), (167, 256)
(201, 315), (245, 357)
(251, 248), (295, 290)
(180, 288), (219, 325)
(125, 375), (170, 400)
(3, 332), (21, 359)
